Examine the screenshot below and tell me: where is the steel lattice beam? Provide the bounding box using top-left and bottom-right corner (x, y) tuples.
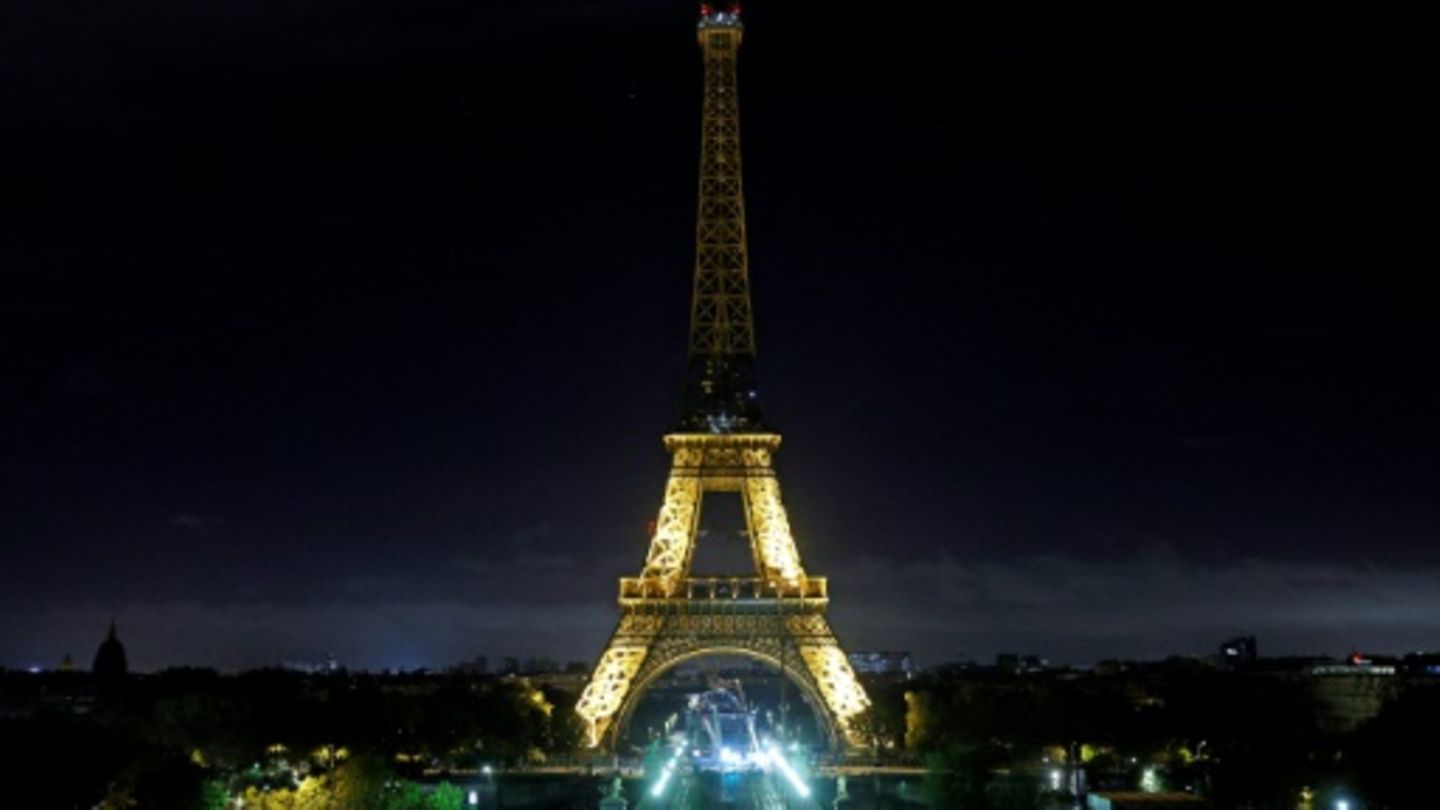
(682, 12), (761, 432)
(576, 434), (871, 750)
(575, 7), (870, 752)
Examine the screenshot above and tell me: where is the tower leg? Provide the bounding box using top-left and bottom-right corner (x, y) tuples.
(743, 474), (805, 585)
(639, 457), (704, 595)
(789, 615), (871, 748)
(577, 434), (870, 751)
(575, 614), (662, 748)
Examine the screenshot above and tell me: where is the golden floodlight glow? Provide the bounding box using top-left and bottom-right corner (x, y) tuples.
(574, 7), (869, 751)
(574, 433), (871, 749)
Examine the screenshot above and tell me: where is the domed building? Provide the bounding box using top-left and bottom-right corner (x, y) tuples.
(92, 619), (129, 690)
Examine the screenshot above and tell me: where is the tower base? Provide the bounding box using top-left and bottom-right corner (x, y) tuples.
(575, 433), (870, 750)
(579, 594), (868, 750)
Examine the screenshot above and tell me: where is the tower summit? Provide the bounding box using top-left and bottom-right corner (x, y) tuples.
(574, 4), (870, 751)
(684, 3), (760, 433)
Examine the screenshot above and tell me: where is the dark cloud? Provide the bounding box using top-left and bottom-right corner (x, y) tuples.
(829, 554), (1440, 665)
(169, 513), (213, 533)
(0, 600), (614, 673)
(6, 553), (1436, 672)
(1, 0), (1434, 670)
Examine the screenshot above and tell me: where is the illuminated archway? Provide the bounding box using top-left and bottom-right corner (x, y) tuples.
(609, 644), (839, 752)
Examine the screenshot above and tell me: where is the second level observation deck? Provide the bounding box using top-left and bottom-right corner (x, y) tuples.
(619, 576), (827, 612)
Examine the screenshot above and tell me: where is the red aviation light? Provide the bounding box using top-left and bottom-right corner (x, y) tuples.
(700, 3), (713, 17)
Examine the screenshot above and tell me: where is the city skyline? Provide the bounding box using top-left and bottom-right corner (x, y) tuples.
(4, 0), (1436, 673)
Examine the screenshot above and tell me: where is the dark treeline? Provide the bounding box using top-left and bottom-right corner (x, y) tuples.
(4, 663), (1437, 808)
(862, 661), (1437, 809)
(0, 668), (581, 809)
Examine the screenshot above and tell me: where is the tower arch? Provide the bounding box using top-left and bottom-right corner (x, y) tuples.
(608, 645), (839, 752)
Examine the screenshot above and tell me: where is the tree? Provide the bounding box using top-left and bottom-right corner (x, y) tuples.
(199, 781), (230, 810)
(424, 783), (465, 810)
(1349, 684), (1440, 807)
(330, 755), (396, 810)
(922, 743), (999, 809)
(387, 783), (427, 810)
(985, 773), (1044, 810)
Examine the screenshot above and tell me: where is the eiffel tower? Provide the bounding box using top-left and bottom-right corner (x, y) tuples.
(574, 3), (870, 750)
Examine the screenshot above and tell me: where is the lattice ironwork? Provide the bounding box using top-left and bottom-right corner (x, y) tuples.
(575, 6), (870, 752)
(576, 433), (870, 750)
(683, 10), (761, 432)
(639, 434), (805, 593)
(577, 598), (869, 750)
(690, 19), (752, 362)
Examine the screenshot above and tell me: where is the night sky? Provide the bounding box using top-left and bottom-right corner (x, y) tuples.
(3, 1), (1436, 672)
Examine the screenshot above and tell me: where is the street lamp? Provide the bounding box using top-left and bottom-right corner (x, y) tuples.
(475, 763), (495, 808)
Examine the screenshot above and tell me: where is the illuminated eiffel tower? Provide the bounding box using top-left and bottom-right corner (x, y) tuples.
(574, 3), (870, 750)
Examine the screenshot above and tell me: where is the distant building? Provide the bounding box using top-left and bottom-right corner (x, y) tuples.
(1401, 651), (1440, 676)
(1309, 654), (1399, 733)
(1246, 654), (1331, 674)
(57, 653), (75, 673)
(849, 651), (914, 679)
(1088, 793), (1207, 809)
(1217, 636), (1258, 671)
(527, 671), (589, 691)
(1092, 659), (1126, 676)
(93, 620), (127, 678)
(996, 653), (1048, 674)
(523, 657), (559, 675)
(92, 620), (129, 697)
(453, 655), (489, 675)
(281, 653), (342, 674)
